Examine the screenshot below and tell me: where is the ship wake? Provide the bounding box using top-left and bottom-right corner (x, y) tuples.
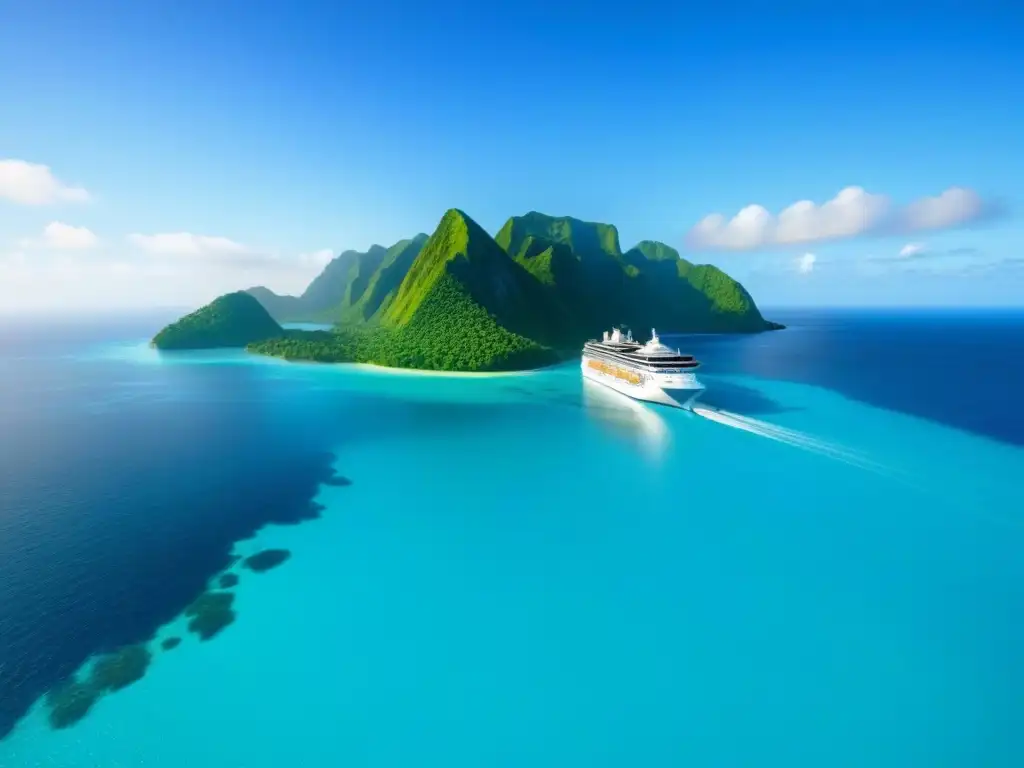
(691, 405), (891, 475)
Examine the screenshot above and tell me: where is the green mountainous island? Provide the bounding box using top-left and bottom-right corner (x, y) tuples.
(152, 290), (283, 350)
(152, 209), (783, 372)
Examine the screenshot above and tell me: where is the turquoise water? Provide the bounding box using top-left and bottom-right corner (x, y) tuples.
(2, 320), (1024, 766)
(281, 321), (335, 331)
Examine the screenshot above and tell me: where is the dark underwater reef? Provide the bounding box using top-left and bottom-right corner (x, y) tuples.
(47, 644), (153, 729)
(40, 542), (305, 730)
(185, 591), (237, 641)
(244, 549), (291, 572)
(46, 542), (299, 728)
(0, 453), (351, 739)
(323, 474), (353, 487)
(46, 682), (97, 730)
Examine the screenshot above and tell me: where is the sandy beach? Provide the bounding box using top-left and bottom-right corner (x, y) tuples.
(350, 362), (540, 378)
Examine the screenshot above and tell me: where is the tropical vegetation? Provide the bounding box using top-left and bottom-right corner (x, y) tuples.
(154, 207), (782, 371)
(151, 291), (282, 350)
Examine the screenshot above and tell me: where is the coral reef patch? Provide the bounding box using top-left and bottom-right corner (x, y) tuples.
(243, 549), (291, 573)
(274, 500), (326, 527)
(219, 572), (239, 588)
(46, 681), (99, 730)
(0, 441), (340, 741)
(161, 637), (182, 651)
(90, 644), (152, 692)
(44, 643), (152, 730)
(185, 591), (237, 641)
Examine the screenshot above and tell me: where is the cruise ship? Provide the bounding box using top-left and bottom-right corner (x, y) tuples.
(581, 328), (705, 409)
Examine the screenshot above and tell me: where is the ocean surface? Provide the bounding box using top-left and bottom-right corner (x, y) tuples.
(0, 308), (1022, 767)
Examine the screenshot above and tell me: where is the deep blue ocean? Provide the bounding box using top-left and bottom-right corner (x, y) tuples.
(1, 308), (1022, 767)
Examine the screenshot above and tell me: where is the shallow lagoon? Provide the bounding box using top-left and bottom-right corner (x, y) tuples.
(1, 311), (1022, 767)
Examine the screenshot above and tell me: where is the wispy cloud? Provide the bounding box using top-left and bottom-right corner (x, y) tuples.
(1, 235), (337, 311)
(795, 252), (816, 273)
(903, 188), (993, 231)
(20, 222), (100, 250)
(0, 159), (91, 205)
(857, 241), (1023, 278)
(871, 242), (983, 264)
(127, 232), (336, 273)
(128, 232), (250, 257)
(933, 257), (1024, 277)
(0, 159), (343, 310)
(686, 186), (1004, 252)
(298, 248), (335, 268)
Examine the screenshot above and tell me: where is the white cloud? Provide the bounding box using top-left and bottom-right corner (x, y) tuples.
(1, 250), (28, 266)
(2, 219), (348, 311)
(686, 185), (1000, 251)
(688, 205), (773, 250)
(128, 232), (250, 257)
(796, 252), (817, 273)
(776, 187), (890, 245)
(898, 242), (926, 258)
(16, 222), (100, 251)
(299, 248), (335, 267)
(0, 227), (335, 311)
(0, 251), (327, 312)
(127, 233), (337, 275)
(26, 221), (100, 250)
(903, 187), (984, 231)
(0, 159), (91, 205)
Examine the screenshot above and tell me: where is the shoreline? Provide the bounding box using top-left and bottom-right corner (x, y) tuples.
(350, 362), (543, 378)
(149, 344), (569, 377)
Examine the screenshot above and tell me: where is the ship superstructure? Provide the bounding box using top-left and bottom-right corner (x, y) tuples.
(581, 328), (705, 409)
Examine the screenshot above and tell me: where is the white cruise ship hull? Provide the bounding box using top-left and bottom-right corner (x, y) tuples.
(581, 355), (705, 410)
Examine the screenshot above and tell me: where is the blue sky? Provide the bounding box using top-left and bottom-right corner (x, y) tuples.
(1, 1), (1022, 310)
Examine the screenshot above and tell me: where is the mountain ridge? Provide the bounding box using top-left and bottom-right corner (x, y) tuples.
(246, 210), (773, 336)
(155, 207), (782, 371)
(244, 234), (429, 323)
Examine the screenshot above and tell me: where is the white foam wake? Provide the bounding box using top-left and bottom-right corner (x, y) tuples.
(691, 405), (891, 475)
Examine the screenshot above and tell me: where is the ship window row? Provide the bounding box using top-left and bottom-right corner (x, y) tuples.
(585, 344), (697, 365)
(585, 346), (699, 370)
(585, 343), (693, 360)
(635, 354), (696, 362)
